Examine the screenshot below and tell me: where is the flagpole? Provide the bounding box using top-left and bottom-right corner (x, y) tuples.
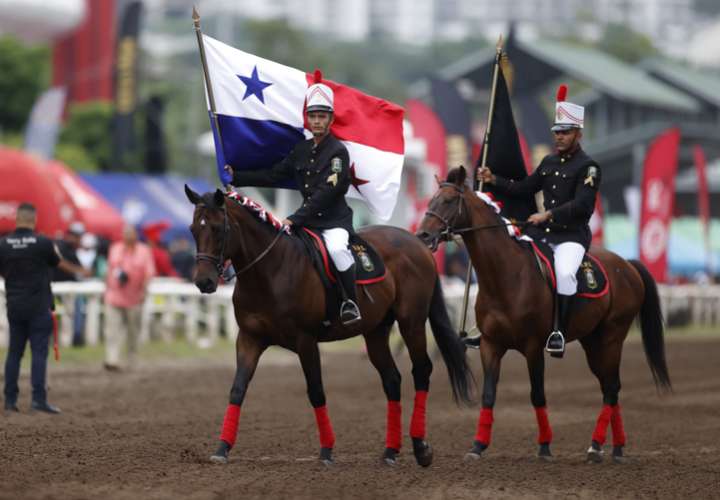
(192, 6), (230, 190)
(459, 35), (504, 340)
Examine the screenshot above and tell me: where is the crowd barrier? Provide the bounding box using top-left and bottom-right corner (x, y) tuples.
(0, 279), (718, 348)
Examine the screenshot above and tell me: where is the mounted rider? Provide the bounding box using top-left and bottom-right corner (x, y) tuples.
(476, 85), (601, 357)
(224, 73), (362, 326)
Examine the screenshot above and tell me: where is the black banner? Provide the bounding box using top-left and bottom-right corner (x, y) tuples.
(111, 1), (143, 170)
(479, 65), (536, 222)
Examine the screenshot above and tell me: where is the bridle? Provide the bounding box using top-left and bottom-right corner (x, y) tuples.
(194, 203), (283, 281)
(424, 182), (528, 241)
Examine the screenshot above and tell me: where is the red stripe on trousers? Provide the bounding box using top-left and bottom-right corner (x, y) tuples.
(592, 404), (613, 445)
(534, 406), (553, 444)
(219, 404), (241, 447)
(386, 401), (402, 450)
(475, 407), (494, 445)
(314, 406), (336, 449)
(410, 391), (428, 439)
(611, 404), (626, 446)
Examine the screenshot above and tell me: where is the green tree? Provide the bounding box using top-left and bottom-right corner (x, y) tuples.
(0, 36), (50, 133)
(597, 23), (659, 64)
(58, 102), (114, 171)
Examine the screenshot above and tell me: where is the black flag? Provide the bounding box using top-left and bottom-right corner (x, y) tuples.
(478, 64), (536, 222)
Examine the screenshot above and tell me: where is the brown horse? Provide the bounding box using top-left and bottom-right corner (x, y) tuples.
(184, 186), (474, 466)
(416, 167), (671, 463)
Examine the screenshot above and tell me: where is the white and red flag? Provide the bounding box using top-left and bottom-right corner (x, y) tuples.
(639, 128), (680, 283)
(202, 35), (405, 220)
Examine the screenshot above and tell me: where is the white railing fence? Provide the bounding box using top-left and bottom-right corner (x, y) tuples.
(0, 280), (718, 348)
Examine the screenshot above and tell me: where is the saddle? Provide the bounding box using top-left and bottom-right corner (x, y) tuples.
(527, 240), (609, 299)
(296, 228), (386, 324)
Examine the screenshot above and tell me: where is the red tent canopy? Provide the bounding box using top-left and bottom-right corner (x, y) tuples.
(0, 147), (123, 240)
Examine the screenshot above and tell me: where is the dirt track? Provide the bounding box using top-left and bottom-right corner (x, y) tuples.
(1, 337), (719, 500)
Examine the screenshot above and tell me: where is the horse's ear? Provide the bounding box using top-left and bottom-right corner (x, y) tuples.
(184, 184), (201, 205)
(457, 165), (467, 186)
(214, 189), (225, 207)
(434, 174), (442, 186)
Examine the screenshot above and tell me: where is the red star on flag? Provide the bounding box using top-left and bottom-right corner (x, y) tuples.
(349, 162), (369, 189)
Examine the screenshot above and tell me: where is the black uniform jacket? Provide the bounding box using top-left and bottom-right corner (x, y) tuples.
(0, 228), (60, 317)
(231, 134), (354, 232)
(492, 147), (601, 250)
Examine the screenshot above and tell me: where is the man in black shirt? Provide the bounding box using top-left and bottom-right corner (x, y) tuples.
(1, 203), (86, 413)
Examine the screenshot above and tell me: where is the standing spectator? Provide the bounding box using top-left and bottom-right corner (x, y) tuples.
(142, 221), (179, 278)
(1, 203), (88, 413)
(52, 221), (85, 346)
(103, 224), (155, 371)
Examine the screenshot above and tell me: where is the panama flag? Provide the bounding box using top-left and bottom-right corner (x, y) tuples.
(202, 35), (405, 221)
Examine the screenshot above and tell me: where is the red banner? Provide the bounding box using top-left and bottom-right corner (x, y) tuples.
(693, 144), (711, 272)
(639, 128), (680, 283)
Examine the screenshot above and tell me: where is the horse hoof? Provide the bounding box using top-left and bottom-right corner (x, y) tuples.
(612, 446), (627, 464)
(382, 448), (399, 466)
(586, 444), (604, 464)
(464, 441), (487, 461)
(210, 441), (230, 464)
(537, 443), (553, 461)
(319, 447), (334, 466)
(412, 439), (433, 467)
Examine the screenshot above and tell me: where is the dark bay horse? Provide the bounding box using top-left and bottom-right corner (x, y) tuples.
(184, 186), (474, 466)
(416, 167), (671, 463)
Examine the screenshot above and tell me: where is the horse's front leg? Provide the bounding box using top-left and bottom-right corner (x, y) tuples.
(297, 332), (335, 465)
(210, 331), (267, 463)
(526, 348), (554, 460)
(466, 337), (506, 459)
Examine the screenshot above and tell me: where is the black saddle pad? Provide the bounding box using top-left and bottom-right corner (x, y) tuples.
(298, 228), (386, 287)
(528, 240), (609, 298)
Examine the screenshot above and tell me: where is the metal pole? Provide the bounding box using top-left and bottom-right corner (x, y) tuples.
(192, 6), (230, 190)
(459, 35), (503, 339)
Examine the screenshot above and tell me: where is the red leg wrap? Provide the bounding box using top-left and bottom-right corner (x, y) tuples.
(314, 405), (336, 449)
(219, 404), (241, 447)
(611, 404), (626, 447)
(591, 404), (613, 445)
(410, 390), (428, 440)
(386, 400), (402, 450)
(474, 407), (494, 445)
(534, 406), (553, 444)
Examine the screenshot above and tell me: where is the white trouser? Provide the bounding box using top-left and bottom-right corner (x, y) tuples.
(322, 228), (353, 272)
(550, 242), (585, 296)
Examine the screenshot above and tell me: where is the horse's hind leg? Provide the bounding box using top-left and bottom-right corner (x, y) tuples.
(396, 320), (434, 467)
(526, 348), (554, 460)
(211, 331), (267, 464)
(297, 332), (336, 465)
(466, 338), (506, 460)
(364, 326), (406, 466)
(580, 332), (626, 464)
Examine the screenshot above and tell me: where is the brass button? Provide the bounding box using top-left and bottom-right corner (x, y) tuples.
(555, 171), (559, 176)
(545, 228), (550, 233)
(552, 184), (556, 189)
(310, 159), (314, 163)
(561, 158), (565, 163)
(551, 199), (556, 204)
(318, 212), (322, 216)
(304, 184), (309, 188)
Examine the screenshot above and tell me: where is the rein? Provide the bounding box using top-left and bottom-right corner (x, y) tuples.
(195, 202), (285, 281)
(424, 182), (529, 239)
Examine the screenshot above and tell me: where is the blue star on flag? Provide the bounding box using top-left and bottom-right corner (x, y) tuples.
(237, 66), (272, 104)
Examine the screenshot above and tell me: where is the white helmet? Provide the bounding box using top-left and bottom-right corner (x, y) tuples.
(305, 69), (334, 113)
(551, 84), (584, 132)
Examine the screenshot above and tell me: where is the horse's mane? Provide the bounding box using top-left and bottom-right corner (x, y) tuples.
(226, 192), (290, 234)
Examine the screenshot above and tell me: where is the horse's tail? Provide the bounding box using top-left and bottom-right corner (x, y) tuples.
(428, 276), (476, 406)
(629, 259), (672, 392)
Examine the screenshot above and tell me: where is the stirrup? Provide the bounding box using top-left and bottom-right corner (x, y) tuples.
(340, 299), (362, 325)
(545, 330), (565, 355)
(463, 334), (482, 350)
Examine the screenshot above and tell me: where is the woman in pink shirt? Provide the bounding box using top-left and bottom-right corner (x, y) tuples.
(103, 225), (155, 371)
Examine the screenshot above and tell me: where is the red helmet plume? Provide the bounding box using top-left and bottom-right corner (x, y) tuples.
(556, 84), (568, 102)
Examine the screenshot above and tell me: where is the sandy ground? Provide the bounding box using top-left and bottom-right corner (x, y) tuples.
(1, 336), (719, 500)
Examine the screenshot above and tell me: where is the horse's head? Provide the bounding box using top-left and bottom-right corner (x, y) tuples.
(185, 185), (232, 294)
(416, 166), (472, 252)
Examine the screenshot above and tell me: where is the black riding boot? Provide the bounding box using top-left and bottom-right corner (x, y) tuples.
(337, 264), (362, 325)
(546, 294), (574, 358)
